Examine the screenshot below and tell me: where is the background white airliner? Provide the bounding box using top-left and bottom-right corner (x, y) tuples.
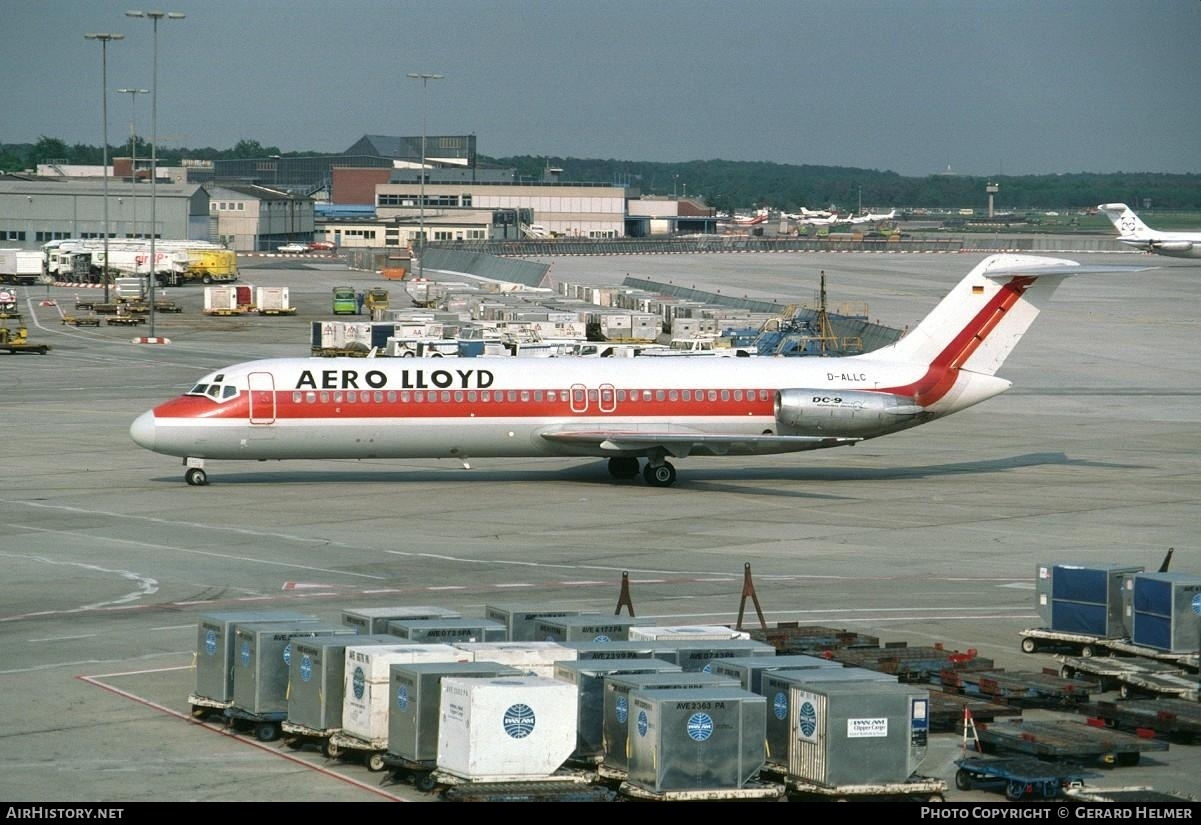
(1098, 203), (1201, 259)
(848, 208), (897, 225)
(130, 254), (1149, 488)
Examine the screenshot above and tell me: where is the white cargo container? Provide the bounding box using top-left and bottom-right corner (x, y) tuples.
(452, 641), (578, 678)
(628, 626), (751, 642)
(204, 285), (239, 312)
(255, 286), (292, 313)
(342, 644), (467, 743)
(437, 675), (578, 782)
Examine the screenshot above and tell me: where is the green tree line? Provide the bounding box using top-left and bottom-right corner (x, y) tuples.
(3, 137), (1197, 211)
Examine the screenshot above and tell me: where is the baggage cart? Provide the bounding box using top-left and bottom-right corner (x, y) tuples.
(954, 756), (1097, 800)
(976, 718), (1169, 767)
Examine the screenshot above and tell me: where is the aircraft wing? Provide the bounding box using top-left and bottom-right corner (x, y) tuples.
(539, 427), (860, 458)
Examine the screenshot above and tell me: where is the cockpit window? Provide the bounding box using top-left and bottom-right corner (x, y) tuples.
(186, 380), (240, 403)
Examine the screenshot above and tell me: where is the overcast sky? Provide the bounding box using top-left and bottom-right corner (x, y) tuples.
(5, 0), (1199, 177)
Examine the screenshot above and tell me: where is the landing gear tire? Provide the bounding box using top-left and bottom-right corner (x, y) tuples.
(608, 456), (640, 480)
(643, 461), (677, 487)
(185, 467), (208, 486)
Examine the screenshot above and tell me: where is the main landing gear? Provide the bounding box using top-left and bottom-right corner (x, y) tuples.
(607, 456), (678, 487)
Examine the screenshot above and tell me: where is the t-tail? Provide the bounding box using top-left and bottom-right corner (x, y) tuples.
(870, 254), (1147, 413)
(1098, 202), (1152, 239)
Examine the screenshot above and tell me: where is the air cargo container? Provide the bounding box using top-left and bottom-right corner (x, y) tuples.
(783, 681), (930, 787)
(650, 638), (776, 672)
(192, 611), (318, 706)
(628, 625), (750, 642)
(231, 623), (355, 715)
(342, 644), (467, 744)
(387, 662), (522, 767)
(483, 604), (580, 641)
(708, 654), (843, 693)
(451, 641), (577, 678)
(1035, 562), (1143, 638)
(601, 671), (740, 774)
(340, 605), (462, 635)
(436, 675), (578, 782)
(533, 614), (646, 643)
(385, 617), (507, 644)
(626, 687), (766, 793)
(1131, 572), (1201, 653)
(762, 667), (896, 762)
(554, 658), (682, 762)
(287, 635), (398, 732)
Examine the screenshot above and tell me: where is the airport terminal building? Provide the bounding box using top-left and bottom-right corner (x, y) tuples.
(1, 133), (711, 253)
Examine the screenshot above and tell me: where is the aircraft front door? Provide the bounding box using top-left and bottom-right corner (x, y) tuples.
(247, 371), (277, 425)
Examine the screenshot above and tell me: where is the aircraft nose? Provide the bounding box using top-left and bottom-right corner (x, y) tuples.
(130, 411), (156, 450)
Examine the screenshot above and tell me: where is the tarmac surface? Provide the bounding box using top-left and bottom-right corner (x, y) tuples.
(1, 247), (1199, 804)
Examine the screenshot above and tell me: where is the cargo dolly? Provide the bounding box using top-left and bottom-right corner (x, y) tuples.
(1065, 786), (1200, 803)
(1083, 699), (1201, 744)
(380, 752), (438, 792)
(617, 778), (787, 802)
(426, 767), (605, 801)
(937, 667), (1098, 708)
(279, 720), (342, 759)
(221, 705), (286, 743)
(954, 756), (1097, 801)
(1056, 655), (1198, 699)
(187, 693), (231, 721)
(442, 779), (616, 803)
(747, 622), (880, 655)
(325, 731), (389, 772)
(105, 315), (146, 326)
(927, 690), (1022, 733)
(830, 643), (993, 683)
(975, 718), (1169, 767)
(1020, 628), (1199, 672)
(758, 766), (946, 802)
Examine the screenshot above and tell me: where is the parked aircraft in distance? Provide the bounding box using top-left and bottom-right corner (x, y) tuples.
(731, 212), (768, 226)
(800, 207), (834, 218)
(1098, 203), (1201, 259)
(848, 208), (897, 225)
(799, 213), (846, 226)
(130, 255), (1150, 488)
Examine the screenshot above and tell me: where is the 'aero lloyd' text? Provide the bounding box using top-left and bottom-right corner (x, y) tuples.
(295, 369), (495, 391)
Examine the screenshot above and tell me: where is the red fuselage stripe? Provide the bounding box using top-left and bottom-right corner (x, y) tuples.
(881, 276), (1033, 404)
(154, 388), (780, 421)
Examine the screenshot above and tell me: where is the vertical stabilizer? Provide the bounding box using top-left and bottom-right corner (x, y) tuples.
(879, 255), (1078, 378)
(1098, 203), (1152, 238)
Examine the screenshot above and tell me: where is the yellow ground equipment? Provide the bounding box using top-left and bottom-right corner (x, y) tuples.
(0, 315), (51, 354)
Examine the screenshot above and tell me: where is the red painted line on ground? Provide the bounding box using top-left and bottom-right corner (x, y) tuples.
(76, 672), (407, 801)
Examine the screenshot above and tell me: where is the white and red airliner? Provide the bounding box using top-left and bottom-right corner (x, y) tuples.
(130, 254), (1146, 487)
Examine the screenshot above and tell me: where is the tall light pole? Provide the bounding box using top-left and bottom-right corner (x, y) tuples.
(406, 72), (443, 280)
(117, 87), (149, 238)
(126, 9), (184, 340)
(85, 32), (124, 304)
